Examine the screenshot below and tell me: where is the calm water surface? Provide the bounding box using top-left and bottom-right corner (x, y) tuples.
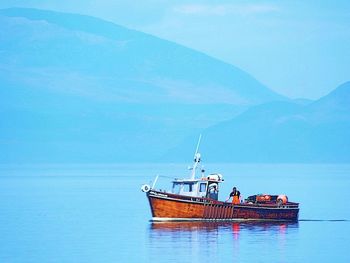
(0, 163), (349, 263)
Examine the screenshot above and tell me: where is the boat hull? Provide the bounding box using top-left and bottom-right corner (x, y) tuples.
(147, 190), (299, 222)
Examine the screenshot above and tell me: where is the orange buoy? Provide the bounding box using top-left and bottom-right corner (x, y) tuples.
(277, 195), (288, 205)
(264, 195), (271, 201)
(256, 194), (271, 202)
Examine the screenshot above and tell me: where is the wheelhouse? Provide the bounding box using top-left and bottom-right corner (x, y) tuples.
(172, 173), (223, 200)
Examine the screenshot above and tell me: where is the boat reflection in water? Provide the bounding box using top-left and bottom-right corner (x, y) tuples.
(148, 222), (299, 262)
(150, 221), (298, 235)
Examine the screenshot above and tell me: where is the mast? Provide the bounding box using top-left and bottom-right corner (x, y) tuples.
(191, 134), (202, 180)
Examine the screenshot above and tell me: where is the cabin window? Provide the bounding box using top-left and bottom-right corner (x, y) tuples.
(172, 183), (181, 194)
(199, 183), (207, 192)
(183, 183), (194, 192)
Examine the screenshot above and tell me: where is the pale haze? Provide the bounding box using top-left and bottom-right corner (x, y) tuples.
(1, 0), (349, 99)
(0, 3), (349, 263)
(1, 1), (349, 163)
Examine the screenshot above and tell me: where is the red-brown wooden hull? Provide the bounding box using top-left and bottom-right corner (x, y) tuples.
(147, 190), (299, 221)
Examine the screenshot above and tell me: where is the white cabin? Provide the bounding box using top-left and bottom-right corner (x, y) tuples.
(172, 173), (224, 200)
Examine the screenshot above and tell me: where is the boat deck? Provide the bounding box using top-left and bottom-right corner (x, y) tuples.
(148, 190), (299, 222)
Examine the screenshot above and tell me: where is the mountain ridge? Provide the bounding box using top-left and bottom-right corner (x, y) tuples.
(0, 7), (287, 163)
(166, 82), (350, 163)
(1, 8), (345, 163)
(0, 7), (285, 105)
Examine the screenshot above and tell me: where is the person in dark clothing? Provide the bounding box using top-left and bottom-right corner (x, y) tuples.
(226, 187), (241, 204)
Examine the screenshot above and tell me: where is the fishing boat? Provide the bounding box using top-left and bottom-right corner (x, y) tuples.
(141, 136), (299, 222)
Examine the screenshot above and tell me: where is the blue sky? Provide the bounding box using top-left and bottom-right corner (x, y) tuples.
(1, 0), (349, 99)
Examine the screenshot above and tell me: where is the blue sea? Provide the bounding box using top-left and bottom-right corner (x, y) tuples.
(0, 163), (349, 263)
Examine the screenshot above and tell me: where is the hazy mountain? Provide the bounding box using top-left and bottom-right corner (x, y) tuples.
(168, 82), (350, 163)
(292, 98), (313, 106)
(0, 7), (284, 105)
(0, 8), (286, 163)
(306, 81), (350, 122)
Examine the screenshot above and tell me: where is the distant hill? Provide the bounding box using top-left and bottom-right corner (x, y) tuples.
(0, 7), (284, 105)
(168, 82), (350, 163)
(0, 8), (286, 163)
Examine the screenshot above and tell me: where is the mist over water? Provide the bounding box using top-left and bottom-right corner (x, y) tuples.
(0, 163), (349, 262)
(1, 4), (349, 263)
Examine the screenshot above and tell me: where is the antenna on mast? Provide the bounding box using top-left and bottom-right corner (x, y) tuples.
(191, 134), (202, 180)
(194, 134), (202, 160)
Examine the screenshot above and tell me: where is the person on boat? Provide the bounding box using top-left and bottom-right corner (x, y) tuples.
(226, 187), (241, 204)
(208, 184), (219, 200)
